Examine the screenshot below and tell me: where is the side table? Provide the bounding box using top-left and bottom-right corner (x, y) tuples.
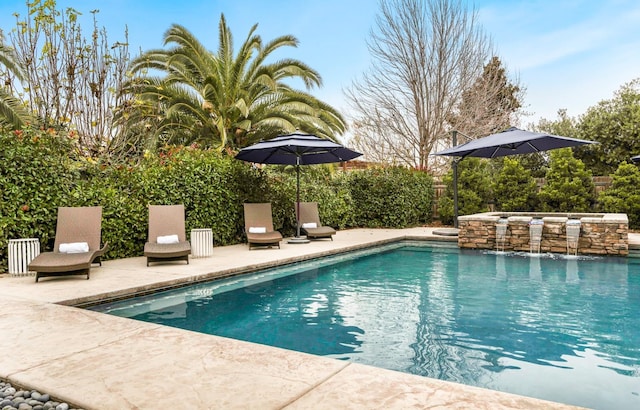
(8, 238), (40, 276)
(190, 228), (213, 258)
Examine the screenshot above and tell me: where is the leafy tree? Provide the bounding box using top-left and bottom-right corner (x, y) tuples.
(598, 162), (640, 228)
(9, 0), (134, 160)
(574, 79), (640, 176)
(448, 56), (523, 137)
(535, 108), (579, 138)
(346, 0), (495, 169)
(122, 15), (346, 151)
(538, 148), (595, 212)
(0, 33), (31, 128)
(524, 108), (582, 178)
(492, 157), (538, 211)
(438, 157), (492, 224)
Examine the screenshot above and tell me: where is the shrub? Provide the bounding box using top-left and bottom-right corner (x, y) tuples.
(492, 157), (538, 211)
(438, 158), (492, 225)
(0, 128), (80, 270)
(538, 148), (595, 212)
(0, 140), (437, 269)
(348, 167), (434, 228)
(263, 165), (355, 237)
(598, 162), (640, 228)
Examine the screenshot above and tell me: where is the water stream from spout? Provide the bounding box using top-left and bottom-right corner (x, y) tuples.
(529, 219), (544, 254)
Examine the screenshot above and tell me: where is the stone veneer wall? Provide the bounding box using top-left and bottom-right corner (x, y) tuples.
(458, 212), (629, 256)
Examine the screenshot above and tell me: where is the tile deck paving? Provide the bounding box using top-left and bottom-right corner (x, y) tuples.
(5, 227), (631, 409)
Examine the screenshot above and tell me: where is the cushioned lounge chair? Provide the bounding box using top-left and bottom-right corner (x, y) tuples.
(144, 204), (191, 266)
(295, 202), (336, 240)
(29, 206), (108, 282)
(243, 203), (283, 249)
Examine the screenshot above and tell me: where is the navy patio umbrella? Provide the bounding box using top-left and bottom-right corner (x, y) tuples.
(235, 132), (362, 243)
(435, 127), (596, 159)
(434, 127), (597, 228)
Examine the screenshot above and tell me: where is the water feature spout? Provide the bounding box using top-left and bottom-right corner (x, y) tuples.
(495, 218), (509, 252)
(566, 219), (581, 256)
(529, 219), (544, 254)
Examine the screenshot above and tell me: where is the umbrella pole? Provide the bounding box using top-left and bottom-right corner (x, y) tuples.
(296, 163), (301, 238)
(451, 131), (459, 229)
(289, 157), (310, 244)
(453, 159), (459, 229)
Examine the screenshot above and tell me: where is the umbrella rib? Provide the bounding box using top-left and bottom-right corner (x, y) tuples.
(525, 141), (540, 152)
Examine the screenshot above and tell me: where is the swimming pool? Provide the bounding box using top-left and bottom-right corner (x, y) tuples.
(91, 241), (640, 409)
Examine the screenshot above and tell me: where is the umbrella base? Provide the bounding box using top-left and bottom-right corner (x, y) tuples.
(433, 228), (459, 237)
(288, 236), (310, 244)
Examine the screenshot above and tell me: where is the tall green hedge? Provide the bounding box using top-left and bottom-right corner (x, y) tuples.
(0, 132), (435, 270)
(348, 167), (434, 228)
(0, 129), (79, 260)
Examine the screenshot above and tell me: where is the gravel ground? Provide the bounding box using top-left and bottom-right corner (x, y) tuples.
(0, 380), (81, 410)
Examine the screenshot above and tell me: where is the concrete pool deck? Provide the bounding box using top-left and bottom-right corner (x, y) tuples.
(3, 227), (632, 409)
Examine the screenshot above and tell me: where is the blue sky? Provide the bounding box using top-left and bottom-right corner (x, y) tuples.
(1, 0), (639, 127)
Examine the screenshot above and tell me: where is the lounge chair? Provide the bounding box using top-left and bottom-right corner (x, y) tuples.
(295, 202), (336, 240)
(243, 203), (283, 249)
(29, 206), (108, 282)
(144, 204), (191, 266)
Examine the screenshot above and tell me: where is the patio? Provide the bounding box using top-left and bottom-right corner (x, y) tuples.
(3, 227), (632, 409)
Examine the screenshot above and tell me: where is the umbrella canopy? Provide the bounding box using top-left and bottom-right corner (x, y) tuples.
(235, 132), (362, 242)
(235, 132), (362, 165)
(433, 127), (597, 230)
(435, 127), (596, 159)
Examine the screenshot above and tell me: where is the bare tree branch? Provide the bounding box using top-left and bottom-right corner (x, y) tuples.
(9, 1), (136, 161)
(346, 0), (495, 169)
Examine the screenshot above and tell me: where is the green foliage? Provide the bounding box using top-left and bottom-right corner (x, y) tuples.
(598, 162), (640, 228)
(0, 36), (31, 129)
(348, 167), (434, 228)
(0, 128), (78, 268)
(0, 136), (437, 270)
(123, 15), (346, 151)
(574, 80), (640, 175)
(69, 164), (148, 259)
(538, 148), (595, 212)
(438, 158), (492, 225)
(94, 147), (269, 259)
(535, 108), (579, 138)
(492, 157), (538, 211)
(259, 165), (355, 237)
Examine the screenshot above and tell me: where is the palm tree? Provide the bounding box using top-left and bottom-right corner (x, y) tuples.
(120, 14), (346, 151)
(0, 37), (31, 129)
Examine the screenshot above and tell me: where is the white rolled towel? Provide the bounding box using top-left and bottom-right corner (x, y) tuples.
(248, 227), (266, 234)
(157, 234), (180, 244)
(302, 222), (318, 229)
(59, 242), (89, 253)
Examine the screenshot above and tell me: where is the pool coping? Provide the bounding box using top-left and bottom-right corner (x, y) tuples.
(0, 227), (605, 409)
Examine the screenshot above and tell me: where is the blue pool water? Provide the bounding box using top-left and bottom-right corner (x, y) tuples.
(92, 242), (640, 409)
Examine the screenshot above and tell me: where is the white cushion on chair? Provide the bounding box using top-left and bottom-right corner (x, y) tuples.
(157, 234), (179, 244)
(59, 242), (89, 253)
